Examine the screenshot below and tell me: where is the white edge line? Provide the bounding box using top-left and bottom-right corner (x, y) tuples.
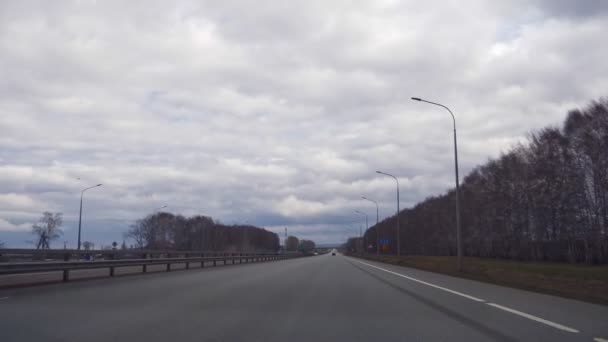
(350, 258), (486, 302)
(593, 338), (608, 342)
(486, 303), (579, 333)
(351, 258), (580, 334)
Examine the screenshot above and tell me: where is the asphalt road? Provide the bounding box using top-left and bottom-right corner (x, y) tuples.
(1, 254), (607, 342)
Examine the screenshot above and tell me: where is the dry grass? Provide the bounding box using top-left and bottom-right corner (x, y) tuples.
(354, 254), (608, 305)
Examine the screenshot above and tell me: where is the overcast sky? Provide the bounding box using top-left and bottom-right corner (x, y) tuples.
(1, 0), (607, 247)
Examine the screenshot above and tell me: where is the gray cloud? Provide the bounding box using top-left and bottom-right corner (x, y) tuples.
(531, 0), (608, 18)
(0, 1), (607, 247)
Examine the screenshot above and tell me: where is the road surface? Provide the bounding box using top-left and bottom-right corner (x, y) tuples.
(1, 254), (607, 341)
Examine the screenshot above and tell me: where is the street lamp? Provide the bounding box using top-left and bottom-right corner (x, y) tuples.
(412, 97), (462, 271)
(155, 205), (168, 212)
(77, 183), (103, 250)
(376, 171), (400, 256)
(354, 210), (368, 254)
(362, 196), (380, 255)
(344, 226), (361, 253)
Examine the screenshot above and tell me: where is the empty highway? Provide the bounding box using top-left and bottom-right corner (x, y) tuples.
(1, 254), (607, 341)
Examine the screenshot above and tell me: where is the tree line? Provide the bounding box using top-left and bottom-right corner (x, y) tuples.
(21, 211), (281, 252)
(125, 212), (280, 252)
(364, 99), (608, 264)
(343, 237), (362, 254)
(284, 235), (316, 253)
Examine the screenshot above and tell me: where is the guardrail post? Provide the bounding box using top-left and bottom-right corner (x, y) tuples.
(166, 262), (171, 272)
(232, 253), (235, 264)
(62, 269), (70, 282)
(110, 266), (115, 277)
(213, 259), (216, 267)
(143, 264), (147, 273)
(185, 253), (190, 269)
(239, 253), (242, 264)
(201, 253), (205, 268)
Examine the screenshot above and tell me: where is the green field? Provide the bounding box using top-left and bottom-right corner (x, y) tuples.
(353, 254), (608, 305)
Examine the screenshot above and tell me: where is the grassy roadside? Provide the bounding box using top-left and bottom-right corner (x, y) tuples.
(349, 254), (608, 306)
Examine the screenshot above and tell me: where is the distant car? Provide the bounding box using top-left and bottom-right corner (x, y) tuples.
(331, 252), (336, 256)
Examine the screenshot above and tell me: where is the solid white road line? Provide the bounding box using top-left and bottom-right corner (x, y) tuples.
(486, 303), (579, 333)
(351, 259), (486, 302)
(351, 258), (580, 334)
(593, 338), (608, 342)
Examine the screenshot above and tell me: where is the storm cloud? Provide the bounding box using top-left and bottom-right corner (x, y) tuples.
(1, 0), (607, 246)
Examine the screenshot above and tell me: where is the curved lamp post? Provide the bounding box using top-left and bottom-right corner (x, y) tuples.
(355, 210), (368, 254)
(155, 205), (168, 212)
(412, 97), (462, 271)
(77, 184), (103, 250)
(376, 171), (400, 256)
(362, 196), (379, 255)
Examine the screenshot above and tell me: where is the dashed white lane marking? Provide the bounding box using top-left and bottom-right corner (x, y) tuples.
(485, 303), (579, 333)
(351, 258), (580, 334)
(351, 259), (485, 302)
(593, 338), (608, 342)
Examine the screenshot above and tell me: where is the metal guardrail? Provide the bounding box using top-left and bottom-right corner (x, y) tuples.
(0, 248), (286, 262)
(0, 254), (296, 283)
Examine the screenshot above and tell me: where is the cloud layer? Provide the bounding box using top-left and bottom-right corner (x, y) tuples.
(1, 1), (607, 246)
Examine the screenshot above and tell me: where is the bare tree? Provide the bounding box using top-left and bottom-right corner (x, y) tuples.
(82, 241), (94, 250)
(124, 220), (147, 249)
(285, 236), (299, 251)
(298, 239), (316, 253)
(363, 98), (608, 264)
(32, 212), (63, 250)
(124, 212), (279, 252)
